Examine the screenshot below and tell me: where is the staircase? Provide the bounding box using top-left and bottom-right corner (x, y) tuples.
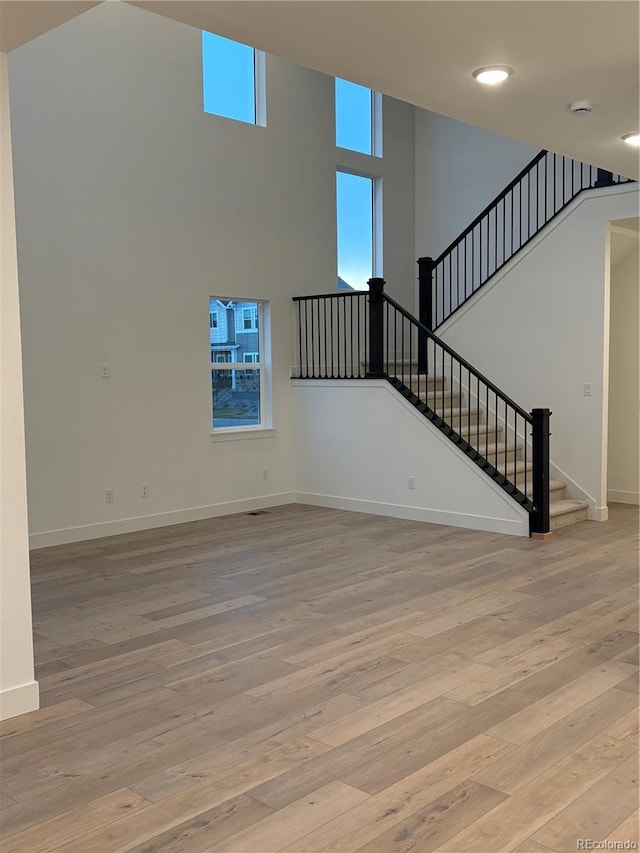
(418, 151), (633, 332)
(388, 361), (588, 532)
(293, 284), (589, 538)
(291, 150), (632, 537)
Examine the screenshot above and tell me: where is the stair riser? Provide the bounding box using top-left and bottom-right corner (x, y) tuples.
(395, 377), (446, 392)
(455, 428), (503, 443)
(398, 391), (460, 406)
(437, 411), (485, 428)
(477, 448), (523, 466)
(520, 485), (567, 503)
(551, 507), (589, 531)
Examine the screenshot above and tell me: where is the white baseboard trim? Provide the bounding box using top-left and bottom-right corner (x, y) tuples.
(29, 493), (296, 549)
(0, 680), (39, 721)
(608, 490), (640, 506)
(589, 506), (609, 522)
(294, 492), (529, 537)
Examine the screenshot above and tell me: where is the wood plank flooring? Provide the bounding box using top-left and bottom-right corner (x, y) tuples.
(0, 503), (638, 852)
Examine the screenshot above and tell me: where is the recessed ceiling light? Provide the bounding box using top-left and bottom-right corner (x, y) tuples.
(621, 132), (640, 147)
(472, 66), (513, 86)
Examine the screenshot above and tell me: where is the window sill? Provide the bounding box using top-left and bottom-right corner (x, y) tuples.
(210, 428), (275, 443)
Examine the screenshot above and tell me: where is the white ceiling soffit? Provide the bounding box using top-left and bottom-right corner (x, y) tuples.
(129, 0), (640, 179)
(0, 1), (101, 53)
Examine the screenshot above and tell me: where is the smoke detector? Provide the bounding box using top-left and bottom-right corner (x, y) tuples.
(569, 100), (594, 115)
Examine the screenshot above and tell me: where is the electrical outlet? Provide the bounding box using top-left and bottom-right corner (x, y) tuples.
(105, 489), (114, 503)
(100, 364), (110, 379)
(140, 484), (149, 498)
(408, 475), (416, 490)
(262, 468), (269, 480)
(584, 383), (593, 397)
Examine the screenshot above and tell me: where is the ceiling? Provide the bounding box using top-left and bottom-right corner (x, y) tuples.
(0, 2), (100, 52)
(2, 1), (639, 178)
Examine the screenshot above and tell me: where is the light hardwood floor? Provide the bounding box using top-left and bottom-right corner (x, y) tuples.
(1, 503), (638, 852)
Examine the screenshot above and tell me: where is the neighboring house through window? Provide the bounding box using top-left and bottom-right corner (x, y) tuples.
(210, 298), (269, 431)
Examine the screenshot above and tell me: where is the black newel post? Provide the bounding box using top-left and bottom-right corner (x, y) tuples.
(366, 277), (386, 378)
(531, 408), (552, 537)
(417, 257), (435, 373)
(594, 168), (614, 188)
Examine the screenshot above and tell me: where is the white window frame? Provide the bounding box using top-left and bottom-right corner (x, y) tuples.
(210, 299), (271, 435)
(210, 310), (218, 329)
(336, 168), (383, 291)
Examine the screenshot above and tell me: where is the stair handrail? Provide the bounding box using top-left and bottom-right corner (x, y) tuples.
(421, 151), (634, 330)
(434, 150), (548, 266)
(381, 290), (532, 423)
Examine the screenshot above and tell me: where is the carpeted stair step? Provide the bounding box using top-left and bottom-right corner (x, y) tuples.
(389, 373), (588, 532)
(519, 480), (567, 502)
(394, 373), (447, 391)
(550, 499), (590, 530)
(443, 407), (485, 427)
(454, 424), (504, 443)
(476, 442), (524, 466)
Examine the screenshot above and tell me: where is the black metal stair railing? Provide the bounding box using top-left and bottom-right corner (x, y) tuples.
(293, 291), (368, 380)
(419, 152), (634, 332)
(292, 280), (552, 535)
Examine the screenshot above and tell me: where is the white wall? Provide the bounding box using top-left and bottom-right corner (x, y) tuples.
(415, 110), (538, 262)
(8, 2), (416, 546)
(608, 229), (640, 504)
(0, 52), (38, 720)
(437, 183), (639, 518)
(293, 380), (529, 536)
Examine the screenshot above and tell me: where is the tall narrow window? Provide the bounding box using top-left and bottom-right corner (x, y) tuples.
(210, 299), (269, 431)
(335, 78), (380, 156)
(202, 32), (260, 124)
(336, 171), (376, 291)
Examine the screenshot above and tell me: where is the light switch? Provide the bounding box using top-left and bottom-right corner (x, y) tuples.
(583, 383), (593, 397)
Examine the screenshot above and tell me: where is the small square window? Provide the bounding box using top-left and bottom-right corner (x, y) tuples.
(202, 31), (265, 126)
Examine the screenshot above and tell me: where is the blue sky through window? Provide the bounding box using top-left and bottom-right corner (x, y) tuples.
(202, 31), (256, 123)
(335, 78), (372, 155)
(337, 172), (373, 291)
